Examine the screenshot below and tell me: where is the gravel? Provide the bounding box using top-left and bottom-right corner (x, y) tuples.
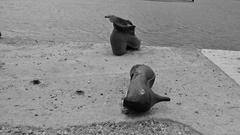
(0, 118), (202, 135)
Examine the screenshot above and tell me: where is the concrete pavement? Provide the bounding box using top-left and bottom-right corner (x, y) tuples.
(202, 49), (240, 85)
(0, 42), (240, 135)
(1, 0), (240, 134)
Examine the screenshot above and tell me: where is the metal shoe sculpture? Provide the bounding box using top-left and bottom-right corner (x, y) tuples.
(123, 64), (170, 112)
(105, 15), (141, 56)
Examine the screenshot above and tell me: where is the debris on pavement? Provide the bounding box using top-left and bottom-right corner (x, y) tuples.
(75, 90), (85, 96)
(30, 79), (41, 85)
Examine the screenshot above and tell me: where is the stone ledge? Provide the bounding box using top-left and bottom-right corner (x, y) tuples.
(0, 43), (240, 135)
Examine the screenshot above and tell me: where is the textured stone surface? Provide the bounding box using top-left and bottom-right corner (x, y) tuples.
(202, 49), (240, 85)
(0, 42), (240, 135)
(0, 119), (202, 135)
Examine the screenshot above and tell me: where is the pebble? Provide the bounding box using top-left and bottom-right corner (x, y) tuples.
(178, 131), (182, 135)
(176, 102), (182, 105)
(31, 79), (41, 85)
(75, 90), (85, 95)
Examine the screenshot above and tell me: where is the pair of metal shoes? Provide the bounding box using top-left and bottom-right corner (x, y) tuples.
(105, 16), (170, 113)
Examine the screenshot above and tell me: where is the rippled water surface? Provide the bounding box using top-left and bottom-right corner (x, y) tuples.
(0, 0), (240, 50)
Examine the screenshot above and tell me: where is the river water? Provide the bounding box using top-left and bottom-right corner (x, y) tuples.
(0, 0), (240, 50)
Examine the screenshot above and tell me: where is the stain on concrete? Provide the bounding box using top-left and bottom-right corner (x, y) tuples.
(0, 37), (39, 46)
(0, 62), (5, 69)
